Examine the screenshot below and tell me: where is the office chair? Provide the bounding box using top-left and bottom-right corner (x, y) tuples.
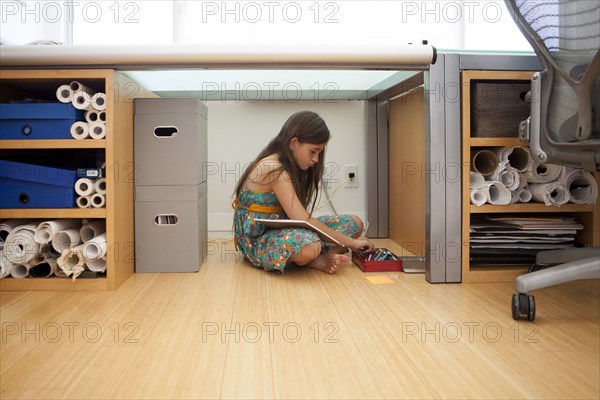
(504, 0), (600, 321)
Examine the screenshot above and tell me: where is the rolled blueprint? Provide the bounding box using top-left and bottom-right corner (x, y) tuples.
(86, 258), (107, 273)
(530, 182), (570, 206)
(76, 196), (92, 208)
(85, 110), (99, 123)
(70, 121), (89, 140)
(75, 178), (95, 196)
(0, 251), (14, 279)
(82, 233), (107, 261)
(57, 245), (86, 280)
(559, 167), (598, 204)
(80, 220), (106, 242)
(0, 219), (29, 243)
(10, 263), (30, 279)
(486, 181), (512, 205)
(91, 92), (107, 111)
(69, 81), (95, 95)
(470, 171), (486, 189)
(488, 163), (521, 191)
(34, 219), (80, 244)
(88, 122), (106, 140)
(90, 193), (106, 208)
(56, 84), (73, 103)
(471, 149), (498, 177)
(98, 111), (106, 122)
(29, 259), (57, 278)
(524, 163), (563, 184)
(510, 188), (533, 204)
(52, 229), (81, 254)
(494, 147), (532, 172)
(4, 223), (40, 264)
(470, 186), (488, 207)
(94, 178), (107, 195)
(72, 90), (92, 110)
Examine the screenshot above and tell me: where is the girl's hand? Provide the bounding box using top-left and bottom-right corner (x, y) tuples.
(350, 238), (376, 253)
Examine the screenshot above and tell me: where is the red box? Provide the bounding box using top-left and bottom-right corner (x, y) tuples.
(352, 248), (402, 272)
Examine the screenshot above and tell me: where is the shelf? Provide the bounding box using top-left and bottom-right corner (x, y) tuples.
(0, 276), (107, 291)
(470, 203), (596, 213)
(0, 208), (106, 219)
(469, 137), (525, 147)
(0, 139), (106, 149)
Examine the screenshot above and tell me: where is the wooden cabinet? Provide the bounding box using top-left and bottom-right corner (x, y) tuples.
(0, 69), (147, 290)
(461, 70), (600, 283)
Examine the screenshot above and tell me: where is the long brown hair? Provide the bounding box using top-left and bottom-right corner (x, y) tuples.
(234, 111), (330, 213)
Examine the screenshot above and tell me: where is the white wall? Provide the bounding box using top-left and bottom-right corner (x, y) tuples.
(207, 101), (367, 237)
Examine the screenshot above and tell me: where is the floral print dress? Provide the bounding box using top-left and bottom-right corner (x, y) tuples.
(233, 191), (360, 272)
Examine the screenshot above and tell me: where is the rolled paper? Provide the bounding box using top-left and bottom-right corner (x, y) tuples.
(487, 181), (511, 205)
(34, 219), (80, 244)
(29, 259), (57, 278)
(4, 223), (40, 264)
(85, 110), (99, 123)
(88, 122), (106, 139)
(0, 251), (14, 279)
(94, 178), (107, 195)
(56, 84), (73, 103)
(76, 196), (91, 208)
(70, 121), (89, 140)
(52, 229), (81, 254)
(90, 193), (106, 208)
(0, 219), (29, 243)
(91, 92), (107, 111)
(72, 90), (91, 110)
(530, 182), (570, 206)
(524, 163), (563, 184)
(560, 167), (598, 204)
(86, 258), (107, 273)
(75, 178), (95, 196)
(82, 233), (107, 262)
(80, 221), (106, 242)
(518, 188), (533, 203)
(470, 187), (488, 207)
(10, 263), (30, 279)
(470, 171), (486, 189)
(98, 111), (106, 122)
(471, 149), (498, 176)
(494, 146), (531, 172)
(69, 81), (95, 95)
(57, 245), (86, 280)
(488, 163), (521, 191)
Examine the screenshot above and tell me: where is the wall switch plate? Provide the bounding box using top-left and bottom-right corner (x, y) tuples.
(345, 165), (358, 188)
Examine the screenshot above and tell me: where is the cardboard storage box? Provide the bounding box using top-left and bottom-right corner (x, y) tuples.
(134, 182), (207, 273)
(0, 103), (84, 140)
(471, 81), (531, 137)
(0, 160), (77, 208)
(134, 98), (207, 186)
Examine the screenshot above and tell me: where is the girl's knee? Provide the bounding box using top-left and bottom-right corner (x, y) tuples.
(351, 215), (364, 238)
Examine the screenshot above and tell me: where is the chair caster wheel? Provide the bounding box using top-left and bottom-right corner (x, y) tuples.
(512, 293), (536, 321)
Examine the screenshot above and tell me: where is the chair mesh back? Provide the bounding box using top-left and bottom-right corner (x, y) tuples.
(509, 0), (600, 142)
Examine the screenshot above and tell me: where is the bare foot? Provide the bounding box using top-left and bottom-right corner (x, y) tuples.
(306, 252), (350, 274)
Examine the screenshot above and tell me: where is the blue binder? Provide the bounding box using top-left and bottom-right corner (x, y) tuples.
(0, 160), (77, 208)
(0, 103), (84, 140)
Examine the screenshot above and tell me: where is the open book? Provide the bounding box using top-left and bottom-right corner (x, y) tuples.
(253, 218), (349, 252)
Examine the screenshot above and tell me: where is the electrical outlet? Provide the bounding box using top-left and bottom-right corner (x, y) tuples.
(344, 165), (358, 188)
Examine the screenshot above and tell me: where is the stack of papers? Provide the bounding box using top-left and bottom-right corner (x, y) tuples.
(469, 216), (583, 267)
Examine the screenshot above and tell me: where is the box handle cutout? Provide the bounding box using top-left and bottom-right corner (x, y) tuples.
(153, 126), (178, 138)
(155, 214), (179, 225)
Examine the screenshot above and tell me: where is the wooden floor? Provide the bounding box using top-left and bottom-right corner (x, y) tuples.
(1, 238), (599, 400)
